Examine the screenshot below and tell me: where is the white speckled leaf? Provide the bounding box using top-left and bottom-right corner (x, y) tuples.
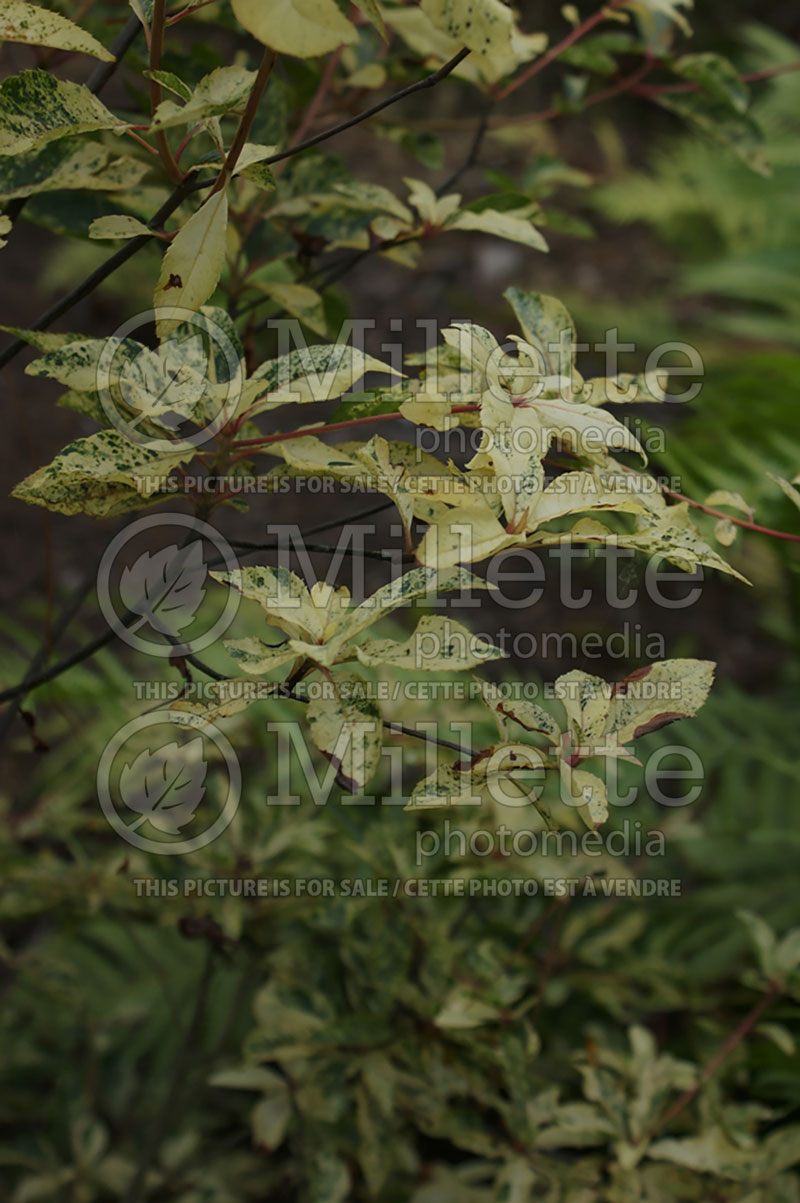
(355, 615), (504, 671)
(210, 565), (347, 643)
(0, 1), (113, 60)
(149, 66), (255, 131)
(89, 215), (152, 240)
(169, 679), (267, 727)
(306, 672), (382, 791)
(340, 565), (491, 640)
(12, 430), (194, 516)
(0, 139), (147, 201)
(242, 344), (402, 415)
(0, 70), (124, 155)
(223, 637), (298, 675)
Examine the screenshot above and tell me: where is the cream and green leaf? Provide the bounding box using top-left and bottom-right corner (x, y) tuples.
(408, 659), (715, 828)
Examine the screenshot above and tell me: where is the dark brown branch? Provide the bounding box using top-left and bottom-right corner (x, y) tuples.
(0, 501), (394, 706)
(435, 102), (492, 196)
(149, 0), (184, 182)
(86, 12), (144, 93)
(0, 49), (470, 371)
(287, 689), (470, 754)
(0, 174), (215, 370)
(215, 46), (277, 187)
(261, 47), (470, 168)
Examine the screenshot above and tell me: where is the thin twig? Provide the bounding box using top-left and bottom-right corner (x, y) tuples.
(0, 174), (215, 370)
(664, 488), (800, 543)
(0, 51), (470, 370)
(229, 538), (393, 561)
(0, 573), (97, 750)
(261, 47), (470, 168)
(634, 58), (800, 98)
(495, 0), (625, 102)
(149, 0), (183, 182)
(232, 407), (800, 544)
(435, 102), (492, 196)
(122, 948), (216, 1203)
(214, 47), (277, 191)
(0, 501), (394, 706)
(647, 981), (779, 1141)
(230, 404), (479, 456)
(289, 46), (343, 151)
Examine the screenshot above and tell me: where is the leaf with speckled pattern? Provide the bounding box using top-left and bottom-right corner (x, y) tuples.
(12, 430), (195, 516)
(0, 1), (113, 61)
(0, 71), (125, 156)
(169, 679), (270, 727)
(422, 0), (526, 59)
(306, 672), (382, 791)
(605, 659), (716, 744)
(530, 505), (748, 581)
(0, 139), (147, 201)
(476, 679), (562, 743)
(560, 763), (609, 828)
(154, 189), (229, 337)
(210, 565), (349, 643)
(341, 566), (492, 642)
(355, 615), (504, 671)
(222, 637), (298, 675)
(148, 66), (256, 131)
(240, 344), (403, 416)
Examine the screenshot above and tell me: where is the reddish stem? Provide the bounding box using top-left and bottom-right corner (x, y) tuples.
(174, 125), (201, 163)
(212, 47), (277, 194)
(495, 0), (625, 102)
(664, 488), (800, 544)
(647, 982), (779, 1141)
(290, 47), (343, 150)
(166, 0), (219, 23)
(149, 0), (183, 183)
(229, 403), (479, 457)
(228, 408), (800, 544)
(125, 129), (161, 157)
(634, 58), (800, 98)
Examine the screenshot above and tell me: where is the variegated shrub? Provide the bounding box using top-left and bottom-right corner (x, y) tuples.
(5, 2), (800, 1201)
(4, 0), (781, 820)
